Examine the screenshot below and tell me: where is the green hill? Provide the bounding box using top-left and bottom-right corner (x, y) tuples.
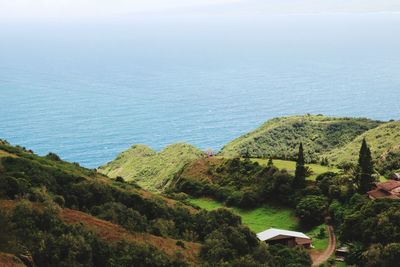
(323, 121), (400, 164)
(220, 115), (382, 162)
(99, 143), (204, 192)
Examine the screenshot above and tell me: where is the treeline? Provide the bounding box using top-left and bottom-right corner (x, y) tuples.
(175, 157), (301, 208)
(175, 144), (314, 210)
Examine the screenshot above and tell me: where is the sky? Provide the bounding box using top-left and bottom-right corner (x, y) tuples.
(1, 0), (400, 20)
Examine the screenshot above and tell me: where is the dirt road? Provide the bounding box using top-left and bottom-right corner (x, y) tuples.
(312, 225), (336, 266)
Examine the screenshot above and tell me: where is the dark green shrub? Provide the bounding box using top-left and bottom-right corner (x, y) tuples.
(295, 195), (328, 226)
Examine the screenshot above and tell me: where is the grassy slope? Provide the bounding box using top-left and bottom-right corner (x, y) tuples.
(324, 121), (400, 164)
(188, 197), (297, 232)
(0, 140), (107, 181)
(220, 115), (382, 161)
(249, 158), (339, 180)
(188, 197), (328, 251)
(99, 143), (204, 192)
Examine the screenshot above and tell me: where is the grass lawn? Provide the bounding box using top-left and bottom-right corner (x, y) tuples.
(250, 158), (339, 180)
(304, 224), (329, 251)
(251, 158), (388, 182)
(188, 197), (329, 251)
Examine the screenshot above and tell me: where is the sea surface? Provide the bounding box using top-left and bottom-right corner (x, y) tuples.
(1, 13), (400, 167)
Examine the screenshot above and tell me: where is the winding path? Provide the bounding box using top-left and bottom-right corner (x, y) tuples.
(312, 225), (336, 266)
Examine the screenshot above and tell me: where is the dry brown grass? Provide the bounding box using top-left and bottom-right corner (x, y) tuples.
(0, 200), (18, 210)
(136, 188), (197, 213)
(0, 253), (25, 267)
(0, 150), (18, 158)
(0, 200), (201, 265)
(60, 208), (201, 263)
(181, 157), (223, 183)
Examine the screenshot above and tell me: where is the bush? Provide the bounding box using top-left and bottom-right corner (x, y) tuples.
(90, 202), (148, 232)
(115, 176), (125, 183)
(295, 195), (328, 226)
(0, 176), (29, 199)
(45, 152), (61, 161)
(176, 240), (185, 248)
(53, 195), (65, 207)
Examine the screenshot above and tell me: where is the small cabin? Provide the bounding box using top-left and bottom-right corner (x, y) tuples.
(335, 247), (349, 262)
(256, 228), (312, 248)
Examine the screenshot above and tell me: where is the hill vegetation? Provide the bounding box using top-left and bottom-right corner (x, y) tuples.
(0, 140), (311, 266)
(99, 144), (204, 192)
(323, 121), (400, 165)
(249, 158), (339, 180)
(182, 136), (400, 266)
(173, 157), (310, 209)
(220, 115), (382, 162)
(97, 115), (398, 196)
(3, 114), (400, 266)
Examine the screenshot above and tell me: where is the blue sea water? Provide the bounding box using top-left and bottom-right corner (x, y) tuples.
(1, 13), (400, 167)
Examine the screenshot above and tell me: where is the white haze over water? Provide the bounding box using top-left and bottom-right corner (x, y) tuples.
(0, 1), (399, 167)
(1, 0), (400, 19)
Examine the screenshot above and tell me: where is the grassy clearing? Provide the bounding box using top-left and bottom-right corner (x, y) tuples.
(250, 158), (339, 180)
(304, 224), (329, 251)
(251, 158), (387, 182)
(188, 197), (328, 251)
(188, 197), (297, 232)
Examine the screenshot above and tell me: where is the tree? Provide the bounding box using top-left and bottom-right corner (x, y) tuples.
(267, 157), (274, 168)
(356, 138), (375, 193)
(115, 176), (125, 183)
(320, 157), (329, 166)
(293, 143), (306, 188)
(295, 195), (328, 225)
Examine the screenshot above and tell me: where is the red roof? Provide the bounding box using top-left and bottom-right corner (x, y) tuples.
(377, 180), (400, 191)
(368, 189), (399, 199)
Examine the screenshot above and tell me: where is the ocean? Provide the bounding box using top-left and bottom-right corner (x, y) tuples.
(1, 13), (399, 167)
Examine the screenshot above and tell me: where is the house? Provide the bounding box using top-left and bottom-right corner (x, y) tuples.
(390, 173), (400, 181)
(335, 247), (349, 262)
(367, 180), (400, 200)
(256, 228), (312, 248)
(204, 149), (215, 157)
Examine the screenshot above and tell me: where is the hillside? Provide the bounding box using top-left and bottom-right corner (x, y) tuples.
(0, 200), (200, 264)
(1, 140), (307, 266)
(323, 121), (400, 164)
(0, 140), (202, 266)
(220, 115), (382, 162)
(99, 143), (204, 192)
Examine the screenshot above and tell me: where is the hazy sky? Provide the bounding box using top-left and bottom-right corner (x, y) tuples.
(1, 0), (400, 20)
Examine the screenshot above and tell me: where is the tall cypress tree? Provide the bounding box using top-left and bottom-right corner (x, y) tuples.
(356, 138), (375, 193)
(267, 157), (274, 168)
(294, 143), (306, 188)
